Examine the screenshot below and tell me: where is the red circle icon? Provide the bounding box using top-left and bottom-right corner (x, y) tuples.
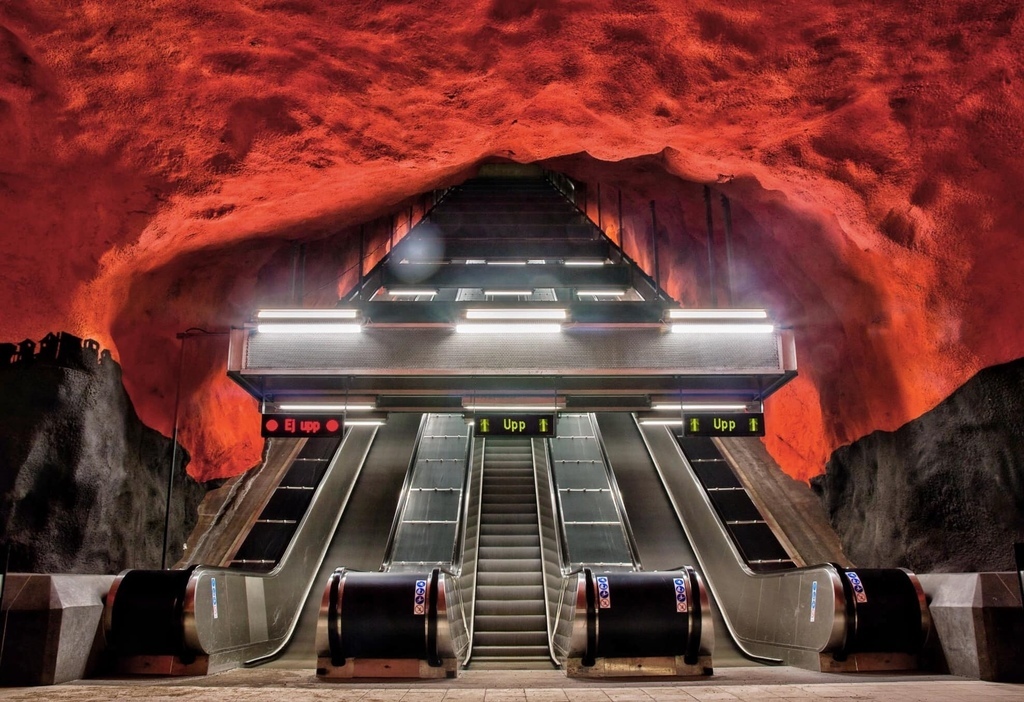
(265, 419), (279, 432)
(326, 419), (340, 432)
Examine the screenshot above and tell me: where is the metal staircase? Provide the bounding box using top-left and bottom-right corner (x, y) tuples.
(470, 437), (549, 663)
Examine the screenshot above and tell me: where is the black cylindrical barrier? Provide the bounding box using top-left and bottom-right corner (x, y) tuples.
(107, 567), (198, 655)
(838, 568), (926, 655)
(335, 570), (438, 660)
(583, 568), (701, 661)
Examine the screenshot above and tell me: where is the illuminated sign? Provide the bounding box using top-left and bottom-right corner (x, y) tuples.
(682, 413), (765, 437)
(261, 414), (345, 438)
(474, 414), (556, 437)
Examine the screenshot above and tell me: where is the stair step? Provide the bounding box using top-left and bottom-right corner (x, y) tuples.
(478, 546), (542, 560)
(476, 572), (544, 587)
(473, 631), (549, 647)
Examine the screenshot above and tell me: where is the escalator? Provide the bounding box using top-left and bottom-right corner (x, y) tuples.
(469, 437), (549, 664)
(635, 417), (930, 671)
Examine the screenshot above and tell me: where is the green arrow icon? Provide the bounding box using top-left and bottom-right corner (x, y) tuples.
(539, 418), (548, 433)
(689, 417), (700, 433)
(749, 418), (759, 432)
(479, 418), (490, 433)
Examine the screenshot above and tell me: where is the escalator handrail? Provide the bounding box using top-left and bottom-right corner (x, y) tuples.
(379, 413), (429, 571)
(461, 436), (486, 666)
(531, 437), (563, 666)
(543, 436), (574, 576)
(449, 420), (477, 574)
(635, 416), (853, 663)
(170, 425), (378, 662)
(589, 412), (643, 570)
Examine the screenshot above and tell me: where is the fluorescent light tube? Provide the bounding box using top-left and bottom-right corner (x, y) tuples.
(346, 418), (388, 426)
(467, 404), (560, 412)
(483, 290), (534, 296)
(257, 309), (359, 319)
(638, 418), (685, 426)
(671, 323), (775, 334)
(455, 323), (562, 334)
(257, 323), (363, 334)
(564, 260), (607, 266)
(667, 309), (768, 319)
(278, 404), (375, 412)
(465, 309), (566, 320)
(652, 403), (749, 411)
(487, 260), (527, 266)
(576, 290), (626, 296)
(387, 289), (437, 296)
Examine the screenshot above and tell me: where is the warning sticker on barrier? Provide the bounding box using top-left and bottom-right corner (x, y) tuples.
(211, 577), (219, 620)
(414, 579), (427, 615)
(810, 580), (817, 623)
(845, 571), (868, 603)
(596, 576), (611, 609)
(673, 577), (688, 613)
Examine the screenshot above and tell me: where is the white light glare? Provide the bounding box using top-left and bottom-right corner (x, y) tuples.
(456, 323), (562, 334)
(278, 404), (376, 412)
(487, 260), (527, 266)
(652, 403), (749, 411)
(671, 323), (775, 334)
(387, 289), (437, 297)
(257, 309), (359, 319)
(667, 309), (768, 320)
(577, 290), (626, 297)
(638, 418), (685, 426)
(465, 308), (566, 320)
(564, 259), (607, 266)
(346, 418), (388, 426)
(483, 290), (534, 296)
(467, 405), (560, 412)
(257, 323), (363, 334)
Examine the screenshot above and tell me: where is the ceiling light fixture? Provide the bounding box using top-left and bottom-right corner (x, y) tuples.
(277, 403), (376, 412)
(483, 289), (534, 296)
(465, 309), (566, 320)
(257, 309), (359, 319)
(651, 403), (749, 411)
(256, 323), (363, 334)
(670, 323), (775, 334)
(387, 289), (437, 297)
(455, 323), (562, 334)
(666, 309), (768, 320)
(576, 290), (626, 297)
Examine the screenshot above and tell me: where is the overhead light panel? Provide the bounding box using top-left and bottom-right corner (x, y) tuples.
(671, 323), (775, 334)
(637, 418), (685, 426)
(257, 309), (359, 319)
(487, 260), (527, 266)
(651, 403), (749, 411)
(667, 309), (768, 320)
(465, 308), (566, 320)
(484, 289), (534, 296)
(257, 323), (363, 334)
(564, 260), (607, 266)
(278, 403), (376, 412)
(387, 288), (437, 297)
(576, 290), (626, 297)
(346, 417), (388, 426)
(456, 323), (562, 334)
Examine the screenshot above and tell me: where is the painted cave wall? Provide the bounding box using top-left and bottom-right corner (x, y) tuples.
(2, 2), (1024, 571)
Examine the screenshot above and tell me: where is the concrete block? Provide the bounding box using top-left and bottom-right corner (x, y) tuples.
(0, 573), (114, 685)
(919, 572), (1024, 682)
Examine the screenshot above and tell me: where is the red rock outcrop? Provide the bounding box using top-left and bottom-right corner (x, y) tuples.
(2, 2), (1022, 482)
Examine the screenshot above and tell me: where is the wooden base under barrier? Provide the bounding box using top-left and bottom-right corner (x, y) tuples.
(317, 656), (460, 679)
(566, 655), (713, 678)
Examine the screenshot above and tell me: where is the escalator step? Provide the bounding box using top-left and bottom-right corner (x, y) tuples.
(476, 572), (544, 587)
(474, 614), (548, 632)
(473, 631), (549, 647)
(478, 546), (542, 560)
(476, 584), (545, 601)
(470, 599), (548, 617)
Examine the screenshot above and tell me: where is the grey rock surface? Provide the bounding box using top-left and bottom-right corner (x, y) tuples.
(0, 335), (204, 573)
(812, 357), (1024, 572)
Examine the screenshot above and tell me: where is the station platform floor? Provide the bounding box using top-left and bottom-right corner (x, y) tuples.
(1, 667), (1021, 701)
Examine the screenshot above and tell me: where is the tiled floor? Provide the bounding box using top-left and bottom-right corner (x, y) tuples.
(0, 668), (1021, 701)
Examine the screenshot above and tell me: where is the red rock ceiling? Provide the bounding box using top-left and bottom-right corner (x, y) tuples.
(2, 2), (1023, 482)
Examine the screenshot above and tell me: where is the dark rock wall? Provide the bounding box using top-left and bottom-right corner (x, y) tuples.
(813, 357), (1024, 572)
(0, 334), (203, 573)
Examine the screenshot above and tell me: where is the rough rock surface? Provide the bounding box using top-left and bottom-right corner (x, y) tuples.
(2, 3), (1023, 482)
(0, 335), (203, 573)
(812, 357), (1024, 572)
